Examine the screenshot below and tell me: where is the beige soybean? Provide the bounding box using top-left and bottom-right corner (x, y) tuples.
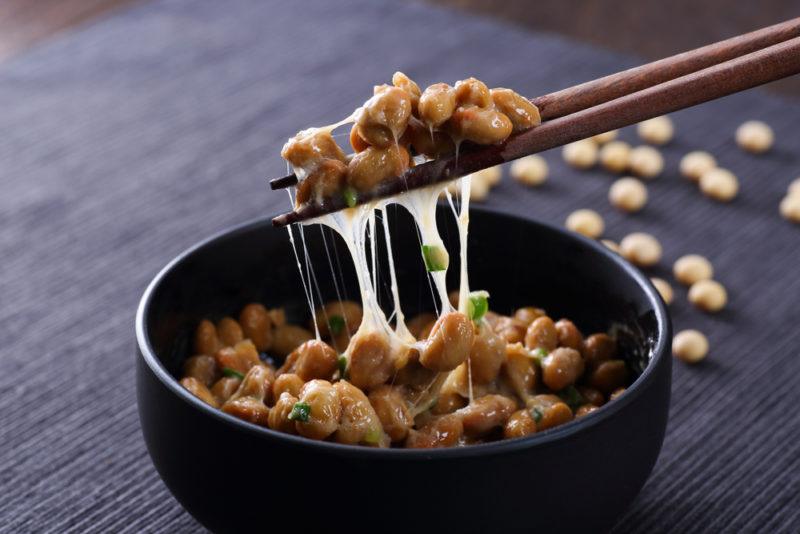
(788, 178), (800, 196)
(673, 254), (713, 286)
(562, 139), (598, 169)
(511, 155), (548, 186)
(673, 330), (709, 363)
(628, 146), (664, 179)
(735, 120), (774, 154)
(688, 279), (727, 312)
(591, 130), (619, 145)
(779, 194), (800, 223)
(599, 141), (631, 173)
(609, 177), (647, 212)
(680, 151), (717, 182)
(637, 116), (674, 145)
(565, 209), (604, 238)
(700, 168), (738, 202)
(620, 232), (662, 267)
(474, 165), (502, 187)
(650, 277), (673, 305)
(470, 174), (491, 202)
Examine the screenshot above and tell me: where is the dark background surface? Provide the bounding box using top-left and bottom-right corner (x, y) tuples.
(1, 0), (799, 532)
(3, 0), (799, 98)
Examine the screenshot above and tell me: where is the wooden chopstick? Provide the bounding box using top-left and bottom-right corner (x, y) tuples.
(272, 36), (800, 227)
(268, 17), (800, 194)
(531, 16), (800, 120)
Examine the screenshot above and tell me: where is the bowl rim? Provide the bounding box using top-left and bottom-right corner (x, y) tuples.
(136, 205), (671, 459)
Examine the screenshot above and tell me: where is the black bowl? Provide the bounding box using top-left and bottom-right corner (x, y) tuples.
(136, 206), (671, 534)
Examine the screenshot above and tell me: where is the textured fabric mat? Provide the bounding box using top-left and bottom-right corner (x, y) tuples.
(1, 0), (798, 532)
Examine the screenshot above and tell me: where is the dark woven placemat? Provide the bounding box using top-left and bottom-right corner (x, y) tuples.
(1, 0), (798, 532)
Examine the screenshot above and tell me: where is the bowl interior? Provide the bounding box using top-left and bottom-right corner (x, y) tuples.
(143, 205), (663, 388)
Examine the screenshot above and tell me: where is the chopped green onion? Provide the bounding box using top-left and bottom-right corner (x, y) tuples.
(425, 396), (439, 412)
(343, 187), (358, 208)
(288, 402), (311, 422)
(421, 244), (449, 272)
(222, 367), (245, 380)
(328, 315), (345, 336)
(558, 385), (585, 411)
(530, 347), (548, 366)
(467, 290), (489, 322)
(364, 426), (383, 444)
(337, 355), (348, 378)
(531, 407), (544, 423)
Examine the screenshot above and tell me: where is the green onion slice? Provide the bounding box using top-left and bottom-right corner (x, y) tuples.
(364, 426), (383, 444)
(288, 401), (311, 422)
(531, 407), (544, 423)
(467, 290), (489, 322)
(530, 347), (548, 366)
(337, 355), (348, 378)
(421, 244), (449, 272)
(343, 187), (358, 208)
(222, 367), (245, 380)
(558, 385), (585, 411)
(328, 315), (345, 336)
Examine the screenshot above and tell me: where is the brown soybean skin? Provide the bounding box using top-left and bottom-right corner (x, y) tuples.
(194, 319), (221, 356)
(406, 312), (437, 339)
(348, 331), (395, 390)
(349, 124), (370, 153)
(555, 319), (583, 350)
(214, 339), (261, 374)
(454, 77), (492, 108)
(181, 299), (633, 447)
(295, 159), (348, 206)
(271, 324), (314, 358)
(530, 394), (574, 431)
(355, 85), (412, 147)
(503, 343), (538, 398)
(216, 317), (244, 347)
(181, 377), (219, 408)
(420, 312), (474, 372)
(493, 316), (528, 344)
(334, 381), (386, 446)
(314, 300), (363, 338)
(347, 145), (410, 192)
(458, 394), (517, 437)
(272, 373), (304, 400)
(503, 409), (537, 439)
(281, 129), (345, 170)
(490, 88), (541, 131)
(541, 347), (585, 391)
(447, 106), (513, 145)
(582, 333), (617, 367)
(239, 303), (273, 352)
(514, 307), (547, 326)
(210, 377), (241, 405)
(405, 414), (464, 449)
(268, 392), (299, 434)
(405, 117), (455, 159)
(279, 339), (338, 382)
(418, 83), (457, 128)
(469, 324), (507, 384)
(577, 386), (605, 406)
(525, 316), (558, 352)
(368, 385), (413, 442)
(295, 380), (342, 440)
(589, 360), (629, 394)
(392, 71), (421, 114)
(183, 355), (218, 386)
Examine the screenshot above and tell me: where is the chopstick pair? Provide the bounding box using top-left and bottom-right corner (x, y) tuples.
(270, 18), (800, 227)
